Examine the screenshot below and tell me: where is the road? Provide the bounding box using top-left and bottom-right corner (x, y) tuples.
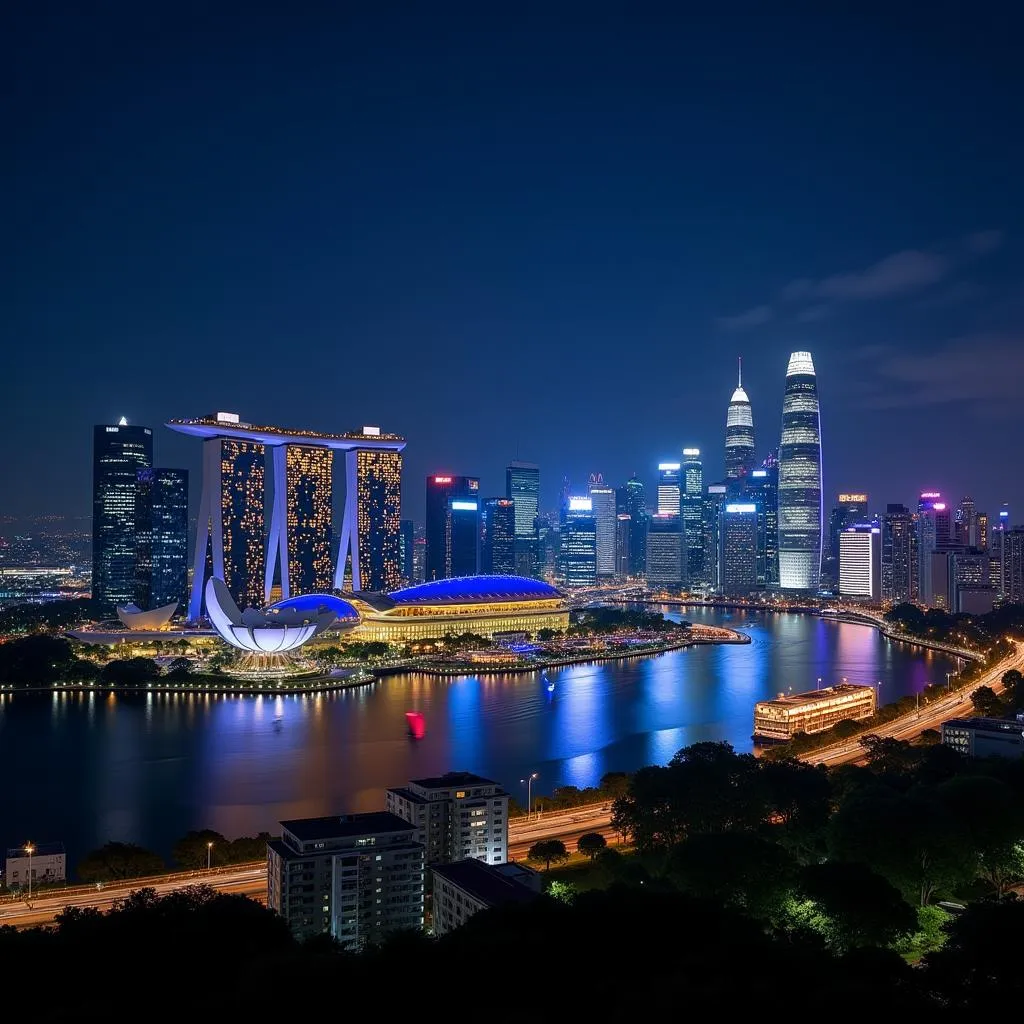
(508, 803), (615, 860)
(804, 643), (1024, 767)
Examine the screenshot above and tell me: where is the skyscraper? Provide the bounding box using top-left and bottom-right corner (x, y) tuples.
(506, 461), (540, 577)
(955, 496), (977, 548)
(399, 519), (415, 584)
(587, 475), (617, 578)
(725, 358), (755, 479)
(283, 446), (334, 596)
(916, 492), (943, 605)
(777, 351), (823, 592)
(481, 498), (515, 574)
(425, 475), (480, 580)
(657, 463), (681, 515)
(880, 504), (913, 603)
(220, 440), (267, 610)
(354, 448), (402, 591)
(703, 483), (728, 592)
(1004, 528), (1024, 604)
(681, 448), (705, 584)
(134, 468), (189, 611)
(645, 513), (685, 590)
(618, 475), (647, 576)
(719, 502), (759, 595)
(92, 419), (154, 614)
(615, 514), (632, 578)
(839, 524), (881, 601)
(561, 498), (597, 586)
(745, 460), (778, 587)
(826, 493), (868, 583)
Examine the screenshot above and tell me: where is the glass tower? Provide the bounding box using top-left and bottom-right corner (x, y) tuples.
(725, 358), (755, 479)
(587, 475), (617, 578)
(481, 497), (516, 574)
(778, 351), (823, 591)
(561, 498), (597, 586)
(506, 461), (540, 577)
(92, 420), (154, 614)
(221, 440), (266, 610)
(286, 446), (334, 596)
(357, 449), (402, 591)
(425, 475), (480, 580)
(657, 463), (681, 515)
(719, 502), (759, 595)
(618, 475), (647, 576)
(681, 448), (705, 584)
(135, 467), (189, 611)
(399, 520), (415, 584)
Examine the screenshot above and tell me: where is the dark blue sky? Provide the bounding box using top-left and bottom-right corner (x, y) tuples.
(6, 5), (1024, 524)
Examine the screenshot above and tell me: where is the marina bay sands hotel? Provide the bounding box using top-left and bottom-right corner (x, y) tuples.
(167, 412), (405, 621)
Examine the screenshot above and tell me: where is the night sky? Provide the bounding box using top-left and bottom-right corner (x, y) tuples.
(6, 6), (1024, 525)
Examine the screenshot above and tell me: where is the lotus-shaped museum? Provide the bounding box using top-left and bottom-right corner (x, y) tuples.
(204, 578), (358, 653)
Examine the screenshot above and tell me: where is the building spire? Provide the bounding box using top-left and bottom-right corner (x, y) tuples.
(737, 356), (742, 388)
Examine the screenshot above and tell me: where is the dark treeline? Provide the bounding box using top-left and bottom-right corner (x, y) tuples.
(0, 598), (99, 635)
(886, 601), (1024, 650)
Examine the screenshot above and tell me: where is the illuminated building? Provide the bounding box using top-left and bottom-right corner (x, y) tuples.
(916, 492), (945, 606)
(481, 497), (515, 574)
(352, 447), (403, 592)
(778, 351), (823, 592)
(561, 497), (597, 586)
(506, 461), (540, 577)
(615, 513), (632, 578)
(134, 467), (189, 611)
(386, 771), (509, 867)
(92, 419), (153, 614)
(657, 463), (681, 515)
(682, 448), (705, 584)
(950, 549), (994, 614)
(719, 502), (759, 595)
(826, 493), (868, 584)
(954, 496), (977, 548)
(725, 358), (755, 479)
(267, 812), (424, 946)
(618, 475), (647, 576)
(220, 440), (266, 611)
(116, 602), (179, 630)
(977, 512), (989, 553)
(426, 475), (480, 581)
(942, 718), (1024, 759)
(587, 475), (617, 578)
(645, 512), (685, 589)
(838, 524), (880, 600)
(432, 861), (540, 936)
(753, 684), (876, 743)
(399, 519), (415, 584)
(745, 458), (778, 587)
(278, 446), (334, 596)
(703, 484), (728, 591)
(1004, 529), (1024, 604)
(344, 576), (569, 643)
(880, 504), (913, 603)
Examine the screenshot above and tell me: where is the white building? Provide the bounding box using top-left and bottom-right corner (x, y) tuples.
(266, 812), (424, 946)
(839, 524), (880, 600)
(587, 479), (617, 578)
(942, 717), (1024, 759)
(4, 843), (66, 890)
(432, 859), (542, 936)
(386, 771), (509, 867)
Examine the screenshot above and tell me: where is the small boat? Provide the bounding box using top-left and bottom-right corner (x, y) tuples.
(272, 716), (283, 731)
(546, 678), (556, 693)
(405, 711), (426, 739)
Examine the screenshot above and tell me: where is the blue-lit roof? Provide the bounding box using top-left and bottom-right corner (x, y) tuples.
(268, 594), (360, 620)
(388, 575), (563, 605)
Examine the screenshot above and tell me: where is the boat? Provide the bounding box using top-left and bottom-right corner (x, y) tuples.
(405, 711), (426, 739)
(544, 675), (556, 693)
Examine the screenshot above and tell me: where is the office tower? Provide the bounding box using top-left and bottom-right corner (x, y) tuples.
(645, 513), (685, 589)
(399, 520), (415, 584)
(412, 536), (427, 585)
(1004, 529), (1024, 604)
(778, 351), (823, 592)
(826, 493), (868, 582)
(615, 514), (632, 578)
(880, 504), (913, 603)
(618, 475), (647, 576)
(725, 358), (756, 479)
(134, 468), (189, 611)
(352, 448), (402, 591)
(481, 498), (515, 574)
(977, 512), (989, 553)
(935, 502), (952, 547)
(536, 513), (559, 579)
(916, 492), (943, 605)
(745, 458), (778, 587)
(425, 475), (480, 580)
(839, 524), (881, 600)
(588, 475), (617, 578)
(657, 463), (682, 515)
(681, 448), (705, 584)
(506, 461), (540, 577)
(385, 772), (510, 867)
(92, 419), (154, 614)
(278, 446), (334, 596)
(950, 549), (993, 614)
(703, 484), (728, 591)
(267, 813), (424, 947)
(954, 496), (978, 548)
(719, 502), (759, 595)
(561, 498), (598, 586)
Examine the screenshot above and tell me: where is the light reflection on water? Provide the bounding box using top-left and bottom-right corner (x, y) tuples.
(0, 608), (959, 864)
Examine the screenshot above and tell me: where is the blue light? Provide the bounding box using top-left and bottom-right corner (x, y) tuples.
(451, 500), (478, 511)
(268, 593), (360, 620)
(389, 575), (563, 604)
(750, 470), (767, 477)
(725, 503), (757, 513)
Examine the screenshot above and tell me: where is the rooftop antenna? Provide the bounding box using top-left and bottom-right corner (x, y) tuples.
(737, 356), (742, 388)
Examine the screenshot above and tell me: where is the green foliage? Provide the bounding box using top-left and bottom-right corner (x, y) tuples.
(0, 598), (98, 636)
(100, 657), (162, 686)
(173, 829), (229, 869)
(0, 634), (83, 685)
(527, 839), (569, 870)
(547, 880), (578, 905)
(970, 685), (1006, 718)
(76, 842), (166, 882)
(569, 607), (674, 634)
(576, 832), (607, 860)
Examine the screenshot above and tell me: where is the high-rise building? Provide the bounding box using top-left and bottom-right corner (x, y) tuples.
(618, 475), (647, 576)
(282, 446), (334, 596)
(977, 512), (989, 553)
(778, 351), (823, 592)
(1004, 528), (1024, 605)
(681, 448), (705, 584)
(92, 419), (154, 614)
(218, 439), (266, 611)
(880, 504), (913, 603)
(615, 514), (632, 578)
(587, 475), (617, 578)
(425, 475), (480, 580)
(725, 358), (755, 480)
(719, 502), (759, 595)
(506, 461), (540, 577)
(916, 492), (944, 606)
(950, 549), (993, 614)
(839, 524), (881, 601)
(645, 513), (685, 590)
(657, 463), (681, 515)
(560, 498), (597, 586)
(481, 498), (515, 574)
(134, 468), (189, 611)
(267, 812), (424, 947)
(744, 459), (778, 587)
(703, 483), (728, 592)
(412, 536), (427, 585)
(955, 496), (977, 549)
(399, 519), (415, 584)
(826, 493), (868, 582)
(353, 448), (402, 592)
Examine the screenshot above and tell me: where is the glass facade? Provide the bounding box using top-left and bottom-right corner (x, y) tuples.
(618, 476), (647, 576)
(587, 479), (617, 578)
(135, 467), (189, 611)
(92, 422), (153, 614)
(286, 446), (334, 596)
(426, 475), (480, 580)
(719, 503), (759, 595)
(506, 462), (540, 577)
(681, 449), (705, 584)
(725, 361), (755, 479)
(881, 504), (912, 603)
(645, 513), (685, 589)
(778, 351), (823, 591)
(357, 449), (402, 592)
(657, 463), (681, 515)
(481, 498), (515, 574)
(561, 500), (597, 586)
(221, 440), (266, 611)
(399, 519), (415, 584)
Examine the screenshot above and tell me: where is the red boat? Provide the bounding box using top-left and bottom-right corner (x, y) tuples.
(405, 711), (426, 739)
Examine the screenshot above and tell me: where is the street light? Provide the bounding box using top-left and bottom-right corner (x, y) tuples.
(24, 842), (34, 903)
(207, 841), (213, 871)
(946, 671), (953, 693)
(520, 773), (539, 819)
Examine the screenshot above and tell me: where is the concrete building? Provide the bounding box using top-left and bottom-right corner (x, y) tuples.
(266, 812), (424, 946)
(645, 512), (685, 590)
(587, 476), (617, 578)
(838, 524), (881, 601)
(432, 859), (542, 936)
(4, 843), (66, 890)
(386, 772), (510, 866)
(719, 502), (759, 595)
(942, 717), (1024, 759)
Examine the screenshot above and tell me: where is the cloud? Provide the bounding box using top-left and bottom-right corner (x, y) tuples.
(798, 249), (952, 301)
(715, 304), (773, 331)
(965, 229), (1004, 255)
(795, 304), (830, 323)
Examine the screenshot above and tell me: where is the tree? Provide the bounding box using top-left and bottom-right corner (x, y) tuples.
(173, 829), (229, 869)
(1001, 669), (1024, 710)
(77, 842), (165, 882)
(165, 656), (192, 678)
(576, 832), (607, 860)
(0, 634), (79, 685)
(227, 833), (272, 863)
(101, 657), (161, 686)
(527, 839), (569, 870)
(598, 772), (630, 799)
(970, 685), (1005, 718)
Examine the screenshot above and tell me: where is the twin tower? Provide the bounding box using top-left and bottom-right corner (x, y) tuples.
(723, 353), (824, 591)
